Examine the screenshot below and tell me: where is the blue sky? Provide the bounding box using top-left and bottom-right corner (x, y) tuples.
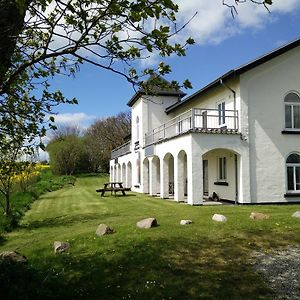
(49, 0), (300, 129)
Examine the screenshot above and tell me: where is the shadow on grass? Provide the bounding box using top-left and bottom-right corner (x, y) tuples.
(0, 236), (274, 300)
(21, 213), (104, 230)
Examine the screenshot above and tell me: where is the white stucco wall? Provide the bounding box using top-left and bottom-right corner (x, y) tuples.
(241, 46), (300, 203)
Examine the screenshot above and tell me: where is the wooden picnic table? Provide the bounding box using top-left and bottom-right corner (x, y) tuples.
(96, 182), (130, 197)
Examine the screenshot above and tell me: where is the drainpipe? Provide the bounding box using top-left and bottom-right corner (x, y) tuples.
(219, 78), (237, 130)
(220, 78), (239, 204)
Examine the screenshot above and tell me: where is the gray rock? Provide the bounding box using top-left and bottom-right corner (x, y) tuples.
(136, 218), (157, 228)
(292, 211), (300, 218)
(180, 219), (193, 225)
(250, 212), (269, 220)
(0, 251), (27, 263)
(212, 214), (227, 222)
(96, 224), (114, 236)
(54, 241), (70, 254)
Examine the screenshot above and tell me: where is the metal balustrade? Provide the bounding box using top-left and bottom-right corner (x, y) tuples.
(111, 108), (239, 159)
(111, 141), (131, 159)
(144, 108), (239, 147)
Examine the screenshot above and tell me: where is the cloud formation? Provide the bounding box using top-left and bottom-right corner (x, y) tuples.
(173, 0), (300, 45)
(53, 112), (96, 126)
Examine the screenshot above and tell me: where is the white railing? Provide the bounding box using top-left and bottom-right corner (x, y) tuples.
(111, 141), (131, 159)
(144, 108), (239, 146)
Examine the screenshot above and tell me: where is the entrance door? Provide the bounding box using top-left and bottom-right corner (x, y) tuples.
(203, 160), (208, 196)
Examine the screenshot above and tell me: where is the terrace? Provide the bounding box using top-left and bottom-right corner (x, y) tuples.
(144, 108), (239, 146)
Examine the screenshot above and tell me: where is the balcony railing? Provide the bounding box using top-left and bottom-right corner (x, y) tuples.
(111, 141), (131, 159)
(144, 108), (239, 146)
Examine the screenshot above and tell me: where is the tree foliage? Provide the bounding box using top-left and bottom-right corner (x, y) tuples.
(47, 126), (90, 175)
(85, 111), (131, 172)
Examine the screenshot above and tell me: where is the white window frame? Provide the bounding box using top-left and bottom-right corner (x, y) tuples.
(284, 92), (300, 131)
(217, 157), (227, 181)
(286, 153), (300, 193)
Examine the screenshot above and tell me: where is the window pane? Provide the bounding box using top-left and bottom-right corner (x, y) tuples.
(296, 167), (300, 190)
(285, 105), (292, 128)
(287, 167), (294, 190)
(293, 105), (300, 128)
(286, 153), (300, 163)
(285, 92), (300, 103)
(223, 157), (227, 179)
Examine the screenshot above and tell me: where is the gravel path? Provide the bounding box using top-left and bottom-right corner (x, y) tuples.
(252, 246), (300, 299)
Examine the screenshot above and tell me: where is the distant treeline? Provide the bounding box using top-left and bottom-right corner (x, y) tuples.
(47, 111), (131, 175)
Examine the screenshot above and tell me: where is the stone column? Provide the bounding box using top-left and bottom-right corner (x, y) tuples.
(187, 150), (203, 205)
(174, 154), (185, 202)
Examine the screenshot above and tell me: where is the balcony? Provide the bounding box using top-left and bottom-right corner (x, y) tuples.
(111, 141), (131, 159)
(144, 108), (239, 147)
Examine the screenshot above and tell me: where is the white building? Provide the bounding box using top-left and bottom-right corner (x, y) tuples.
(110, 38), (300, 205)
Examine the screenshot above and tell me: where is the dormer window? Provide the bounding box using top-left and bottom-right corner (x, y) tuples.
(284, 92), (300, 130)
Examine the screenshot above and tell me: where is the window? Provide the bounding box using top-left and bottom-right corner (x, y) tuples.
(136, 116), (140, 141)
(284, 92), (300, 130)
(286, 153), (300, 192)
(218, 157), (227, 181)
(218, 102), (226, 125)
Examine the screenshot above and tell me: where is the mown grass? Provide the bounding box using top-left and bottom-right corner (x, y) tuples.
(0, 170), (76, 233)
(0, 174), (299, 299)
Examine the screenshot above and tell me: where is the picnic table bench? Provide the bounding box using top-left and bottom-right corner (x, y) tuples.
(96, 182), (130, 197)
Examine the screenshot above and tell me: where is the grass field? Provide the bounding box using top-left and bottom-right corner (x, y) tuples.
(0, 174), (300, 299)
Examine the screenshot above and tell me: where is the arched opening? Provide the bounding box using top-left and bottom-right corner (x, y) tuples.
(117, 164), (121, 182)
(202, 148), (240, 203)
(286, 152), (300, 192)
(122, 163), (126, 185)
(284, 92), (300, 130)
(113, 165), (117, 182)
(143, 157), (150, 193)
(176, 150), (188, 202)
(162, 153), (174, 198)
(150, 155), (160, 196)
(126, 162), (132, 188)
(110, 166), (113, 182)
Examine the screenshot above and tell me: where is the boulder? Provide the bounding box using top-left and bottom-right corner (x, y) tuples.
(292, 211), (300, 218)
(250, 212), (269, 220)
(136, 218), (157, 229)
(180, 220), (193, 225)
(0, 251), (27, 263)
(54, 241), (70, 254)
(96, 224), (114, 236)
(212, 214), (227, 222)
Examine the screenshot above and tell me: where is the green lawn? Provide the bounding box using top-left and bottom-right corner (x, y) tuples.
(1, 174), (300, 299)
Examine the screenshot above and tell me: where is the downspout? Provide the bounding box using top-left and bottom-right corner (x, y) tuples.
(220, 78), (239, 204)
(219, 78), (237, 130)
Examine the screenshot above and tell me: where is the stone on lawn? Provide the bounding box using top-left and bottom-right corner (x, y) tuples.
(136, 218), (157, 229)
(54, 241), (70, 254)
(250, 212), (269, 220)
(292, 211), (300, 218)
(96, 224), (114, 236)
(0, 251), (27, 263)
(212, 214), (227, 222)
(180, 220), (193, 225)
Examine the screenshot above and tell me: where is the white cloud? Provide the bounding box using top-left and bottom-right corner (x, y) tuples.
(172, 0), (300, 45)
(52, 112), (96, 126)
